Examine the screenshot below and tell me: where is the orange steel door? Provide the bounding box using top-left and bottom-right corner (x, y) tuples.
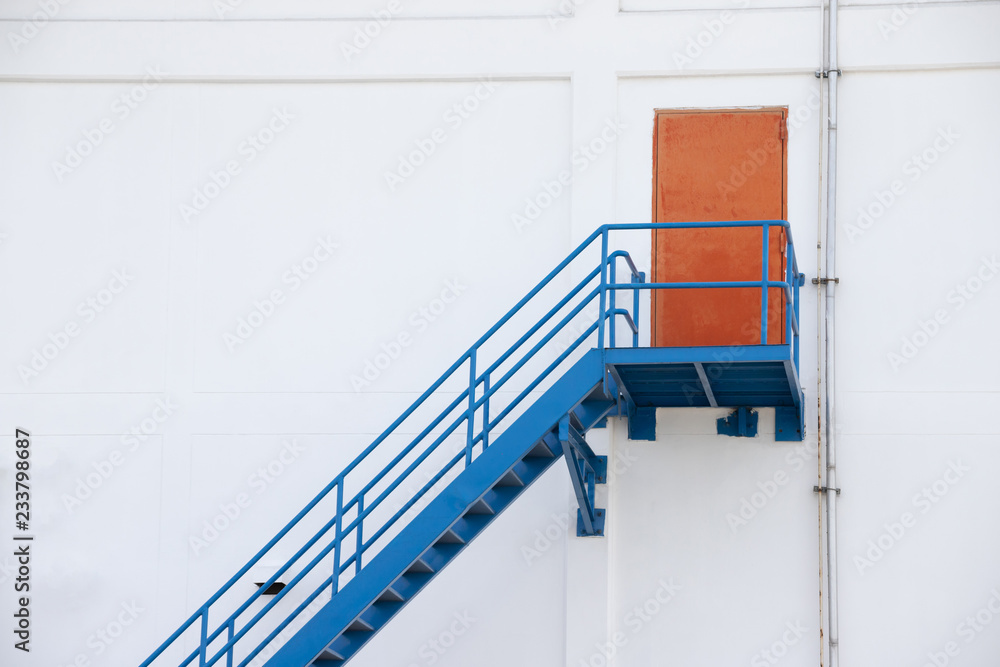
(651, 108), (788, 347)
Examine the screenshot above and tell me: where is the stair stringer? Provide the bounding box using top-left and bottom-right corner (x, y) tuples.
(266, 349), (606, 667)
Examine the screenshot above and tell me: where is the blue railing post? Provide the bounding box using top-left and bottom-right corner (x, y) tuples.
(333, 481), (343, 594)
(466, 351), (477, 466)
(598, 230), (609, 350)
(226, 620), (235, 667)
(632, 271), (644, 348)
(355, 496), (364, 574)
(609, 260), (617, 349)
(200, 610), (209, 666)
(482, 373), (490, 450)
(793, 256), (801, 370)
(786, 239), (794, 347)
(761, 222), (769, 344)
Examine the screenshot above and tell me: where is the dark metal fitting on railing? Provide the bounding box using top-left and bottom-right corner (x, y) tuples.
(814, 485), (842, 495)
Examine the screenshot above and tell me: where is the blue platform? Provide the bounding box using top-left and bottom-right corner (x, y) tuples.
(606, 344), (804, 441)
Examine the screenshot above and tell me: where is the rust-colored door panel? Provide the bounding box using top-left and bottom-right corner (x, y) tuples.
(651, 108), (787, 347)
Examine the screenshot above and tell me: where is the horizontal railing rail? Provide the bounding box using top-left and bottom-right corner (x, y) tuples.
(142, 221), (802, 667)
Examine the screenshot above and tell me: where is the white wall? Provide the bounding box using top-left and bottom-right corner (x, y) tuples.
(1, 1), (998, 666)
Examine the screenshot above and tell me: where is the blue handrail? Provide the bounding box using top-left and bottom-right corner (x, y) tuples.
(141, 221), (801, 667)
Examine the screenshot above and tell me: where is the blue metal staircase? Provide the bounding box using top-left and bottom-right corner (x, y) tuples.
(141, 221), (805, 667)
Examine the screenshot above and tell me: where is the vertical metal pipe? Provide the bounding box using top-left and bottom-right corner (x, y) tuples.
(822, 0), (842, 663)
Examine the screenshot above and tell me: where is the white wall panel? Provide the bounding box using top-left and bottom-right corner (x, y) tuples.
(182, 79), (572, 393)
(836, 68), (1000, 393)
(0, 82), (170, 393)
(15, 435), (163, 667)
(838, 436), (1000, 667)
(611, 416), (822, 666)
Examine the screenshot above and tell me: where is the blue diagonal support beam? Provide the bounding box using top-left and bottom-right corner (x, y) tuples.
(693, 362), (718, 408)
(558, 416), (607, 537)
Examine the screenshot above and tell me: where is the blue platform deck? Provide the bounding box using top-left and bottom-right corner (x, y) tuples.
(605, 345), (804, 440)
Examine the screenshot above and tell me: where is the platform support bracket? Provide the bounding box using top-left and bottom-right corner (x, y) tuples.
(558, 416), (607, 537)
(717, 407), (759, 438)
(775, 405), (805, 442)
